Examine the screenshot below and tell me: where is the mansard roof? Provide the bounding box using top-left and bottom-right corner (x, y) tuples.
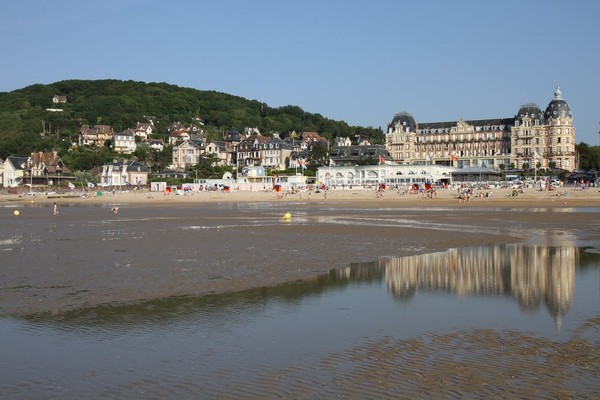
(390, 111), (417, 131)
(516, 103), (544, 122)
(416, 118), (514, 133)
(544, 86), (572, 120)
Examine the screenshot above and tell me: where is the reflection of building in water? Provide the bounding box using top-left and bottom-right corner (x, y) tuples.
(384, 245), (577, 327)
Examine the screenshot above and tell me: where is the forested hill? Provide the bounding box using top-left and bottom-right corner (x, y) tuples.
(0, 79), (383, 159)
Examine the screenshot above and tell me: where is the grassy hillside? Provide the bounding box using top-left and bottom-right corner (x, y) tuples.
(0, 79), (383, 160)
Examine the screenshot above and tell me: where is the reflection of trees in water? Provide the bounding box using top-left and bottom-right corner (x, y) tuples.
(383, 245), (578, 325)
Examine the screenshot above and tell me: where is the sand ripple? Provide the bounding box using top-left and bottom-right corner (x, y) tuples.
(187, 327), (599, 399)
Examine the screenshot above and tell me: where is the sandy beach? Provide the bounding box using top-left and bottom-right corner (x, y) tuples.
(5, 182), (600, 208)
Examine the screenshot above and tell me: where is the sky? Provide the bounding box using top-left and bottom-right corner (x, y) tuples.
(1, 0), (599, 144)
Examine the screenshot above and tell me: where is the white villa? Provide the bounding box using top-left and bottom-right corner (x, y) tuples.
(100, 160), (148, 187)
(113, 130), (137, 154)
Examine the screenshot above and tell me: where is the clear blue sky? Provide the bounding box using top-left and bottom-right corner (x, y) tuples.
(1, 0), (599, 144)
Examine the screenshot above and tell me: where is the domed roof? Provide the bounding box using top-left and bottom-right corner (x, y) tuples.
(390, 111), (416, 131)
(544, 86), (572, 120)
(516, 102), (543, 121)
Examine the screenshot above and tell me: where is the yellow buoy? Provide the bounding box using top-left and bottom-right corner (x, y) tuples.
(13, 210), (20, 216)
(283, 212), (291, 220)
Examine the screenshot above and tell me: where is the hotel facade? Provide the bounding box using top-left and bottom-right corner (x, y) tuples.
(385, 87), (577, 172)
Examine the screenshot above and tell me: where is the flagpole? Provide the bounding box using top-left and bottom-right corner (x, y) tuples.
(378, 155), (381, 189)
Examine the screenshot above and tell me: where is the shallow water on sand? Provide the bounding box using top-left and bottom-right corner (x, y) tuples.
(1, 243), (599, 399)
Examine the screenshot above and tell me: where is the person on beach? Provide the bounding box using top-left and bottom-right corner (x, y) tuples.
(53, 202), (58, 215)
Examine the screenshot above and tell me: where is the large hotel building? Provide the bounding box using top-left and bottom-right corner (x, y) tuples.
(385, 87), (577, 172)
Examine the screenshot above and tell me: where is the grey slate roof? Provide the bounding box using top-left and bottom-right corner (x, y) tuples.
(7, 156), (29, 170)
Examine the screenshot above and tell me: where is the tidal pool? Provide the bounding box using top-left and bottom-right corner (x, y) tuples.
(1, 244), (599, 399)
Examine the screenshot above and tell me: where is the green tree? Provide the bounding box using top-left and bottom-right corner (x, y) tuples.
(306, 142), (329, 170)
(576, 142), (600, 170)
(191, 153), (221, 179)
(152, 145), (173, 171)
(63, 147), (114, 171)
(133, 144), (149, 163)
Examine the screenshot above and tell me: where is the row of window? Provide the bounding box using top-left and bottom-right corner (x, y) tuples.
(415, 125), (506, 134)
(516, 136), (570, 146)
(415, 133), (501, 143)
(516, 128), (571, 136)
(238, 143), (284, 150)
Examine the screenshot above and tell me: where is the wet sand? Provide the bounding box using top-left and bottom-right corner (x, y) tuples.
(2, 185), (600, 315)
(2, 186), (600, 398)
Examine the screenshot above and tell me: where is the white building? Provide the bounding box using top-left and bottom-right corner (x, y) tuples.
(100, 160), (148, 187)
(145, 138), (164, 152)
(317, 164), (455, 188)
(134, 122), (154, 140)
(2, 156), (28, 187)
(113, 130), (137, 154)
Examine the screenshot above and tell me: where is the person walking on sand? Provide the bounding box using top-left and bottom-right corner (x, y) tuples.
(53, 202), (58, 215)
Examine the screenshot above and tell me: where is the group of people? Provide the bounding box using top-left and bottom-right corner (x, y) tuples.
(458, 188), (473, 203)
